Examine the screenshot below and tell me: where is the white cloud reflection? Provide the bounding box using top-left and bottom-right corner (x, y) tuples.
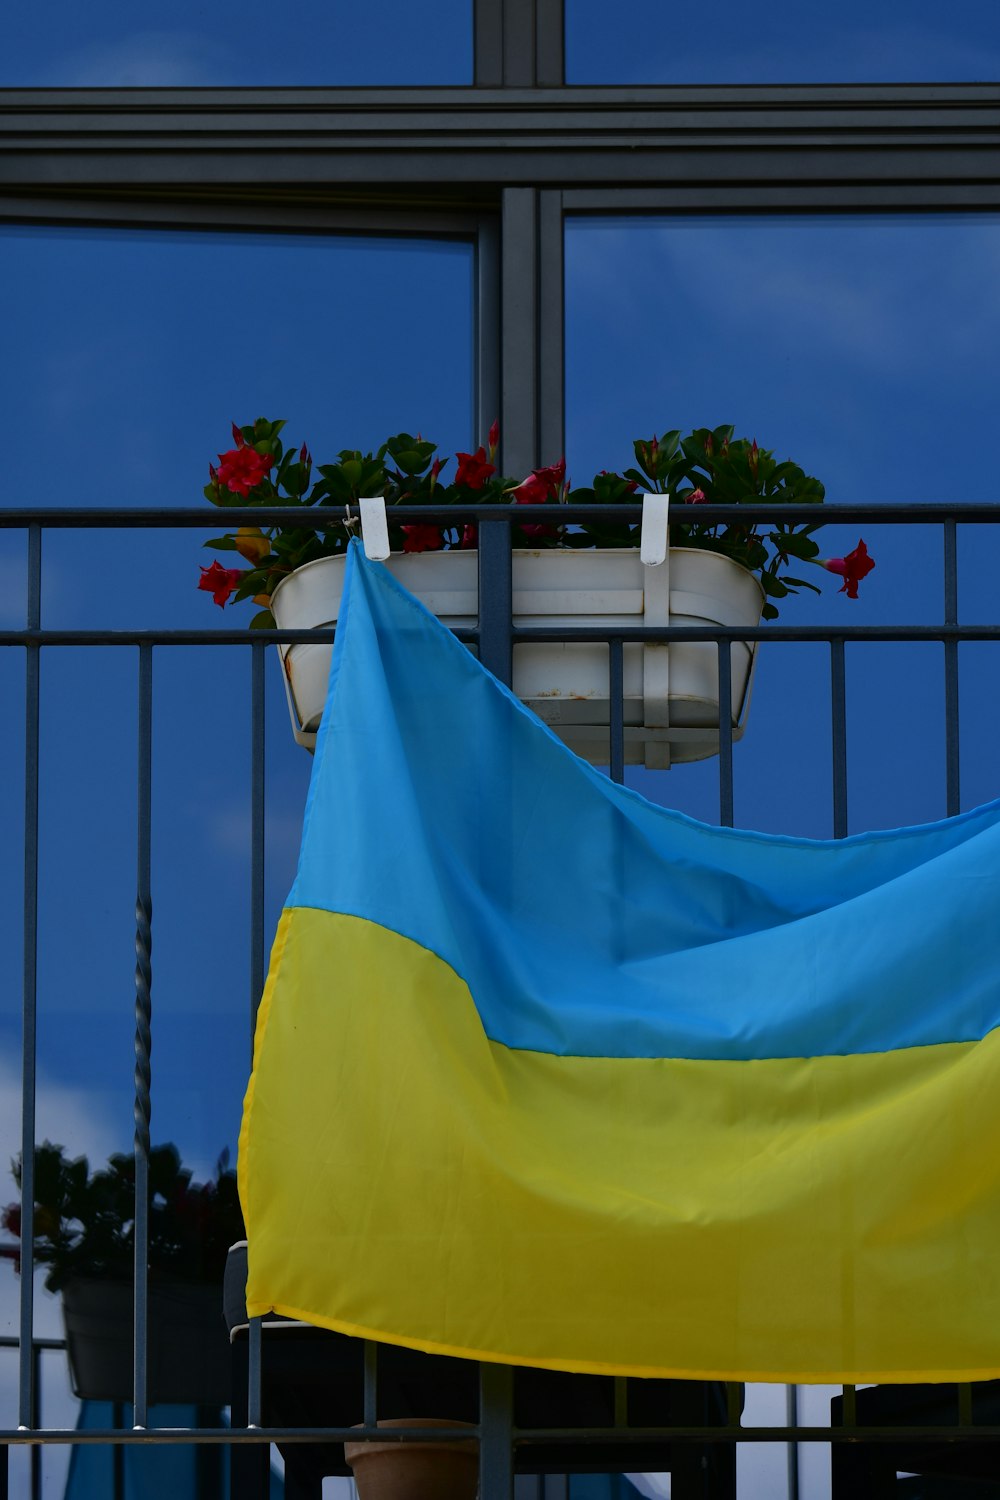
(55, 31), (236, 88)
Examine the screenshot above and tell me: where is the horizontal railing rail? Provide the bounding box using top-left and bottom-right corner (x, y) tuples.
(2, 502), (1000, 526)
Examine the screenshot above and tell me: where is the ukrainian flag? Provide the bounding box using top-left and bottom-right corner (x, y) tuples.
(239, 540), (1000, 1383)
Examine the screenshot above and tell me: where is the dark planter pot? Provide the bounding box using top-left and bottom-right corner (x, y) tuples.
(61, 1277), (231, 1405)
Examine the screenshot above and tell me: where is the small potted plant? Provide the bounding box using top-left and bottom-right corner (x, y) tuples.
(197, 420), (874, 768)
(0, 1142), (243, 1405)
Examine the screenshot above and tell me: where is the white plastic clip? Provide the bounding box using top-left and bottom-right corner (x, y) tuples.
(360, 495), (391, 562)
(640, 492), (669, 567)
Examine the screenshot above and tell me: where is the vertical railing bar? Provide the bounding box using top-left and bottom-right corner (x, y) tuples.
(363, 1340), (378, 1428)
(842, 1384), (857, 1426)
(943, 517), (961, 816)
(133, 643), (153, 1428)
(29, 1343), (40, 1500)
(250, 639), (266, 1044)
(248, 1316), (263, 1429)
(717, 641), (734, 827)
(18, 522), (41, 1433)
(830, 638), (848, 838)
(785, 1384), (800, 1500)
(609, 639), (624, 785)
(726, 1382), (741, 1429)
(479, 1362), (514, 1500)
(613, 1376), (627, 1427)
(958, 1380), (973, 1426)
(477, 517), (514, 687)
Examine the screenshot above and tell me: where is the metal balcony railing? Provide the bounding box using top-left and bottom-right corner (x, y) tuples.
(2, 502), (999, 1500)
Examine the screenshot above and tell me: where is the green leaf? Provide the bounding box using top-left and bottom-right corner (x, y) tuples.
(769, 530), (820, 560)
(386, 433), (437, 476)
(249, 609), (276, 630)
(202, 536), (238, 551)
(760, 573), (789, 598)
(783, 577), (822, 594)
(761, 602), (779, 621)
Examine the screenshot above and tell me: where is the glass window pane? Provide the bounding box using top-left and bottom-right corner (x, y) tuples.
(566, 213), (1000, 832)
(567, 0), (1000, 84)
(0, 223), (473, 1434)
(3, 0), (471, 86)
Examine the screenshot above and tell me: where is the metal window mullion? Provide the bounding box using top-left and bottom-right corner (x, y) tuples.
(535, 0), (564, 86)
(501, 0), (537, 86)
(18, 525), (41, 1434)
(476, 214), (502, 449)
(473, 0), (504, 87)
(501, 186), (540, 477)
(538, 189), (564, 463)
(133, 643), (153, 1427)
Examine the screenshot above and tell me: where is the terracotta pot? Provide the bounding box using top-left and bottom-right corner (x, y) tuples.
(344, 1417), (478, 1500)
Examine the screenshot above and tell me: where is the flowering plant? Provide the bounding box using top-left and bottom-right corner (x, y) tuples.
(199, 419), (873, 625)
(0, 1142), (243, 1293)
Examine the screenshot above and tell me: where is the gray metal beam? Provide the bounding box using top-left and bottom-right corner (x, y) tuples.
(537, 189), (564, 462)
(472, 0), (562, 87)
(501, 186), (540, 476)
(1, 87), (998, 199)
(476, 214), (502, 446)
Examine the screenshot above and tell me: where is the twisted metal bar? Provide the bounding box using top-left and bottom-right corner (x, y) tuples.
(133, 643), (153, 1426)
(133, 892), (152, 1160)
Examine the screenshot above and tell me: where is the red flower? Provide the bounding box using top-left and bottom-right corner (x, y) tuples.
(822, 539), (875, 599)
(514, 458), (566, 504)
(487, 419), (500, 458)
(512, 461), (566, 539)
(215, 446), (274, 498)
(688, 488), (708, 504)
(455, 447), (495, 490)
(231, 421), (246, 449)
(460, 523), (478, 549)
(402, 524), (444, 554)
(198, 559), (245, 607)
(429, 456), (446, 488)
(299, 441), (312, 467)
(513, 474), (549, 507)
(529, 458), (566, 500)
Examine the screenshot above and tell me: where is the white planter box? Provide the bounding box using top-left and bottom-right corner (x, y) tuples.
(270, 548), (764, 768)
